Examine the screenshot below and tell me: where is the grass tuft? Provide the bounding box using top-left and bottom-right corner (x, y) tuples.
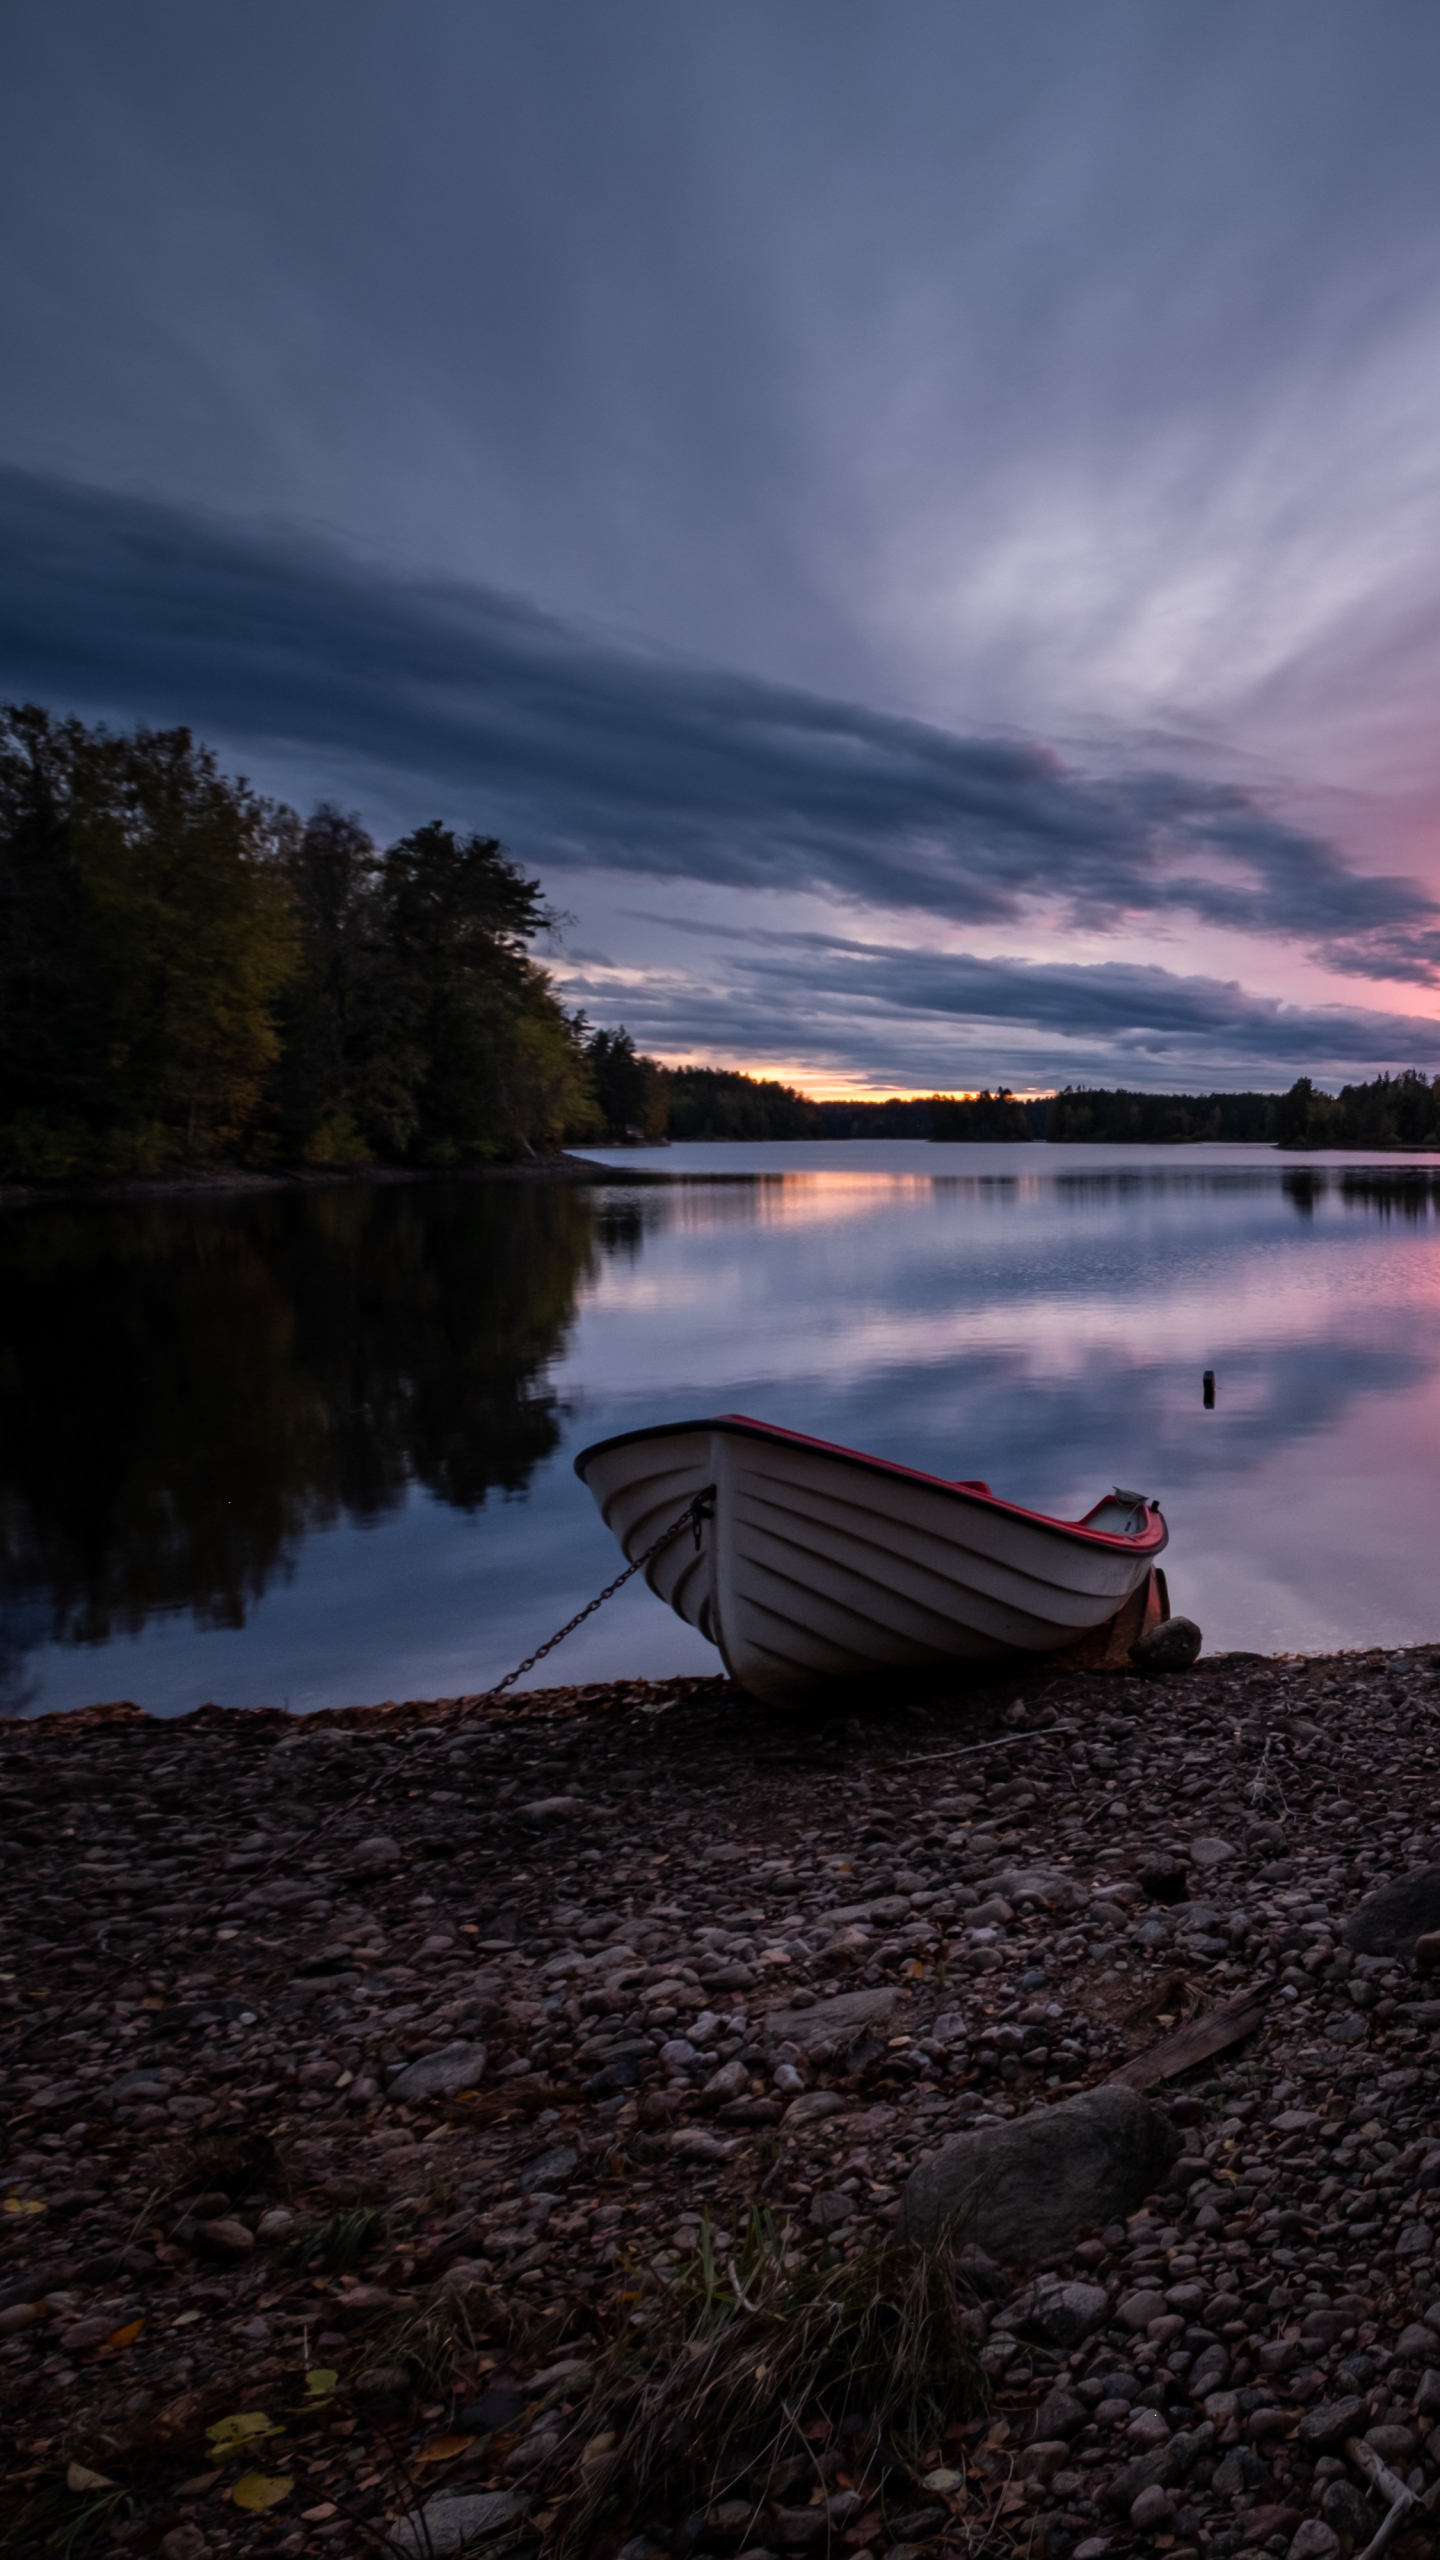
(288, 2201), (391, 2275)
(545, 2207), (984, 2553)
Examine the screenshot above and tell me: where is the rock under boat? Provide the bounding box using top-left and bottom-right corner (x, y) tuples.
(574, 1412), (1169, 1706)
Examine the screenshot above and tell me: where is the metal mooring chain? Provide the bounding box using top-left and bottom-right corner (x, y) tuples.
(479, 1486), (716, 1704)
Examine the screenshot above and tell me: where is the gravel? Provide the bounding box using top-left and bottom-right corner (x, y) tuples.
(6, 1643), (1440, 2557)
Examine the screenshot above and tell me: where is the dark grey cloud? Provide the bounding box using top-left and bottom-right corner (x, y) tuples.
(568, 919), (1440, 1091)
(1, 467), (1435, 977)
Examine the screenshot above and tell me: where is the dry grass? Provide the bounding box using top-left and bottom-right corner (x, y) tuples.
(544, 2207), (984, 2554)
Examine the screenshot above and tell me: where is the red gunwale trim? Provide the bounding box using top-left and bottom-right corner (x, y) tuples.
(574, 1411), (1167, 1554)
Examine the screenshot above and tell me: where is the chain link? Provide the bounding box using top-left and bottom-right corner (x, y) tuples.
(477, 1487), (715, 1704)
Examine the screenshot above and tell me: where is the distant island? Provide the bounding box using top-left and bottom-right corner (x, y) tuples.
(3, 702), (1438, 1182)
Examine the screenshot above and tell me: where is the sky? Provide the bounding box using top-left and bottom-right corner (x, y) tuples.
(5, 3), (1440, 1095)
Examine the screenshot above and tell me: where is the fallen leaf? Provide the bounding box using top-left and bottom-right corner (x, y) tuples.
(207, 2412), (281, 2454)
(67, 2462), (115, 2492)
(175, 2475), (221, 2495)
(301, 2504), (337, 2522)
(417, 2434), (475, 2463)
(231, 2472), (293, 2512)
(305, 2368), (339, 2397)
(3, 2196), (46, 2217)
(172, 2310), (203, 2328)
(105, 2317), (145, 2349)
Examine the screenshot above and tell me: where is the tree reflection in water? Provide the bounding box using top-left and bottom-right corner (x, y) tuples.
(0, 1183), (597, 1661)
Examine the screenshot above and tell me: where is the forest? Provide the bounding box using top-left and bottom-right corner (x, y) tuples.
(4, 704), (1438, 1174)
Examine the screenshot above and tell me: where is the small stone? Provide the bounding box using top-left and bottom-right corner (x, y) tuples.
(1363, 2423), (1416, 2461)
(352, 2364), (414, 2419)
(1298, 2396), (1369, 2450)
(193, 2217), (254, 2261)
(1188, 1833), (1234, 1868)
(1130, 2482), (1176, 2530)
(1126, 2408), (1172, 2449)
(1395, 2323), (1437, 2360)
(0, 2303), (39, 2334)
(1415, 1931), (1440, 1972)
(782, 2091), (845, 2128)
(1129, 1617), (1203, 1673)
(1397, 2220), (1434, 2258)
(519, 1797), (583, 1823)
(1017, 2440), (1071, 2484)
(1345, 1863), (1440, 1958)
(1004, 2276), (1111, 2347)
(704, 2058), (750, 2099)
(1035, 2387), (1090, 2438)
(809, 2191), (853, 2229)
(1415, 2367), (1440, 2417)
(1118, 2288), (1170, 2332)
(1287, 2525), (1340, 2560)
(387, 2040), (486, 2101)
(388, 2492), (528, 2554)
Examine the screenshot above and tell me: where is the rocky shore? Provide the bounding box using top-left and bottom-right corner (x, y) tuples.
(6, 1644), (1440, 2560)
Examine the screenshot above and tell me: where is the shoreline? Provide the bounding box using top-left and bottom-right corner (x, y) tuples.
(6, 1641), (1440, 2555)
(0, 1151), (672, 1212)
(7, 1139), (1440, 1212)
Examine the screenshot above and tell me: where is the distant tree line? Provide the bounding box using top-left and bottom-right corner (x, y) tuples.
(0, 706), (601, 1177)
(6, 706), (1438, 1174)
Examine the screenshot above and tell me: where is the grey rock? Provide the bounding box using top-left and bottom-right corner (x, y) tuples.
(1320, 2482), (1379, 2546)
(387, 2040), (486, 2101)
(763, 1985), (896, 2059)
(999, 2275), (1111, 2347)
(901, 2081), (1181, 2259)
(1105, 2444), (1180, 2512)
(782, 2091), (845, 2128)
(1287, 2526), (1340, 2560)
(1130, 1616), (1203, 1672)
(1397, 2219), (1434, 2257)
(1298, 2395), (1368, 2450)
(517, 2145), (577, 2193)
(1034, 2387), (1090, 2439)
(1131, 2482), (1176, 2530)
(989, 1867), (1083, 1913)
(1344, 1862), (1440, 1957)
(388, 2492), (528, 2553)
(1189, 2344), (1230, 2396)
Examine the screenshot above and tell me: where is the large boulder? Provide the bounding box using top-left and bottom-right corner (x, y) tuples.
(1344, 1866), (1440, 1959)
(901, 2082), (1181, 2261)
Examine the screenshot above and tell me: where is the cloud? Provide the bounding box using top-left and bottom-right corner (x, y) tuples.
(563, 918), (1440, 1090)
(1, 467), (1437, 979)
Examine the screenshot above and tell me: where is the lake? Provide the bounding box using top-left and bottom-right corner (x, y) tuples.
(6, 1139), (1440, 1718)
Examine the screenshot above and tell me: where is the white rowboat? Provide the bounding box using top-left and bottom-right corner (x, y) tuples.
(575, 1413), (1169, 1706)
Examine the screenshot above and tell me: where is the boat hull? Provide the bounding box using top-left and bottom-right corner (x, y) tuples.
(575, 1415), (1168, 1706)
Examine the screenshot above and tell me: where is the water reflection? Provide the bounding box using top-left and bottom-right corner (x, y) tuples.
(0, 1185), (598, 1659)
(7, 1147), (1440, 1713)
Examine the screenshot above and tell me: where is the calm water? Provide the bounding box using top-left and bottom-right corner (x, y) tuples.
(6, 1140), (1440, 1717)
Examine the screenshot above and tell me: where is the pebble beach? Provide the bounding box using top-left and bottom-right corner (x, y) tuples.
(6, 1644), (1440, 2560)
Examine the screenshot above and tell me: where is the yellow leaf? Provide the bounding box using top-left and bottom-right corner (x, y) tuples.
(3, 2196), (46, 2217)
(67, 2463), (115, 2493)
(105, 2317), (145, 2349)
(231, 2472), (293, 2513)
(417, 2434), (474, 2463)
(207, 2412), (280, 2454)
(305, 2368), (339, 2397)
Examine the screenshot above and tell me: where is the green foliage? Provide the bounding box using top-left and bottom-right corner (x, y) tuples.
(0, 705), (298, 1173)
(662, 1063), (819, 1139)
(1274, 1068), (1440, 1150)
(585, 1025), (669, 1140)
(1044, 1085), (1280, 1142)
(0, 710), (603, 1176)
(928, 1088), (1032, 1140)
